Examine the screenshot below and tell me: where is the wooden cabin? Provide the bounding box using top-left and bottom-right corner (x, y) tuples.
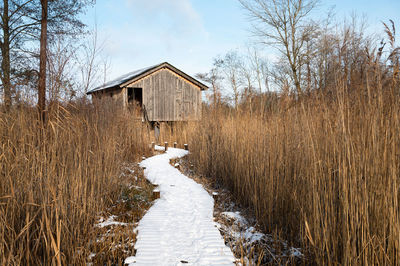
(87, 62), (208, 122)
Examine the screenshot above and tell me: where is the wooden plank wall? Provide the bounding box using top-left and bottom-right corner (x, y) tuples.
(92, 88), (124, 106)
(126, 68), (201, 121)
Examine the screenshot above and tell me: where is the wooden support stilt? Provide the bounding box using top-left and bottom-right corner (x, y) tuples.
(164, 142), (168, 151)
(174, 142), (177, 148)
(151, 142), (155, 150)
(184, 144), (189, 151)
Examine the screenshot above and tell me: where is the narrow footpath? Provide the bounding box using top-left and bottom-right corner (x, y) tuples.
(125, 147), (235, 265)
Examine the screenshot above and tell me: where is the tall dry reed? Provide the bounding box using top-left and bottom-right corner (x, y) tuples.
(0, 101), (150, 265)
(189, 86), (400, 264)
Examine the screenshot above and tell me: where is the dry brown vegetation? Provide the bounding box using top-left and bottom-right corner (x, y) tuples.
(89, 164), (155, 265)
(1, 7), (399, 265)
(139, 29), (400, 263)
(187, 65), (400, 264)
(0, 100), (151, 265)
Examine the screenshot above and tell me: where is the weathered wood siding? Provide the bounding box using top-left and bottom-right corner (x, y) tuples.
(126, 68), (202, 121)
(92, 88), (124, 106)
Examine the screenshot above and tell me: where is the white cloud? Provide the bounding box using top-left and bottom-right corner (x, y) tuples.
(91, 0), (247, 81)
(124, 0), (206, 37)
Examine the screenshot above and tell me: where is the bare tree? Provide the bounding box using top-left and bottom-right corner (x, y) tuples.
(37, 0), (94, 122)
(241, 54), (254, 93)
(101, 55), (111, 87)
(215, 51), (243, 109)
(249, 47), (270, 93)
(0, 0), (42, 112)
(47, 35), (78, 102)
(38, 0), (47, 122)
(195, 66), (222, 109)
(239, 0), (318, 95)
(46, 25), (111, 103)
(0, 0), (12, 111)
(239, 51), (256, 111)
(79, 23), (106, 94)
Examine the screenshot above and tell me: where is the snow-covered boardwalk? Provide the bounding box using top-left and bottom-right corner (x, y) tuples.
(125, 147), (235, 265)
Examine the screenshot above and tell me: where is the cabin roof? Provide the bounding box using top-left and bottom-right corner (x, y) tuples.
(87, 62), (208, 94)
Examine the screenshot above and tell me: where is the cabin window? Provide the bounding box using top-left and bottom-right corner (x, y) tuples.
(128, 87), (143, 107)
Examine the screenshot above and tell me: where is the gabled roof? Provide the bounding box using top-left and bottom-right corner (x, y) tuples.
(87, 62), (208, 94)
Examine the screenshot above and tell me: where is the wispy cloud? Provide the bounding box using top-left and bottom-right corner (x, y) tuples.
(125, 0), (206, 36)
(86, 0), (245, 80)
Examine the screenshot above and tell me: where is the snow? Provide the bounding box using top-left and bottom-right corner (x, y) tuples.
(220, 212), (247, 225)
(216, 209), (303, 262)
(154, 145), (165, 151)
(243, 227), (264, 243)
(219, 212), (264, 243)
(96, 215), (129, 228)
(125, 147), (235, 265)
(88, 64), (160, 93)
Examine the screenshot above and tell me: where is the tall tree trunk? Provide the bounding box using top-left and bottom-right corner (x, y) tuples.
(291, 65), (302, 95)
(38, 0), (48, 123)
(1, 0), (11, 112)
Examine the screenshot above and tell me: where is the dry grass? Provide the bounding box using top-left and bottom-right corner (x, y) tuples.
(156, 121), (198, 148)
(89, 164), (155, 265)
(1, 67), (398, 265)
(176, 156), (301, 265)
(0, 100), (151, 265)
(187, 85), (400, 264)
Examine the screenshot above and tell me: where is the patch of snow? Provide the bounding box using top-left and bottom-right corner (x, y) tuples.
(244, 227), (264, 243)
(125, 147), (235, 265)
(221, 211), (248, 225)
(119, 166), (135, 178)
(125, 168), (135, 174)
(215, 200), (303, 263)
(154, 145), (165, 151)
(87, 252), (96, 265)
(125, 256), (136, 264)
(129, 185), (143, 190)
(96, 215), (129, 228)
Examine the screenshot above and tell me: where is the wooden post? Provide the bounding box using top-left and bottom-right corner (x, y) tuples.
(212, 192), (218, 200)
(154, 124), (160, 143)
(184, 144), (188, 151)
(151, 142), (155, 150)
(164, 142), (168, 151)
(174, 142), (177, 148)
(153, 189), (160, 200)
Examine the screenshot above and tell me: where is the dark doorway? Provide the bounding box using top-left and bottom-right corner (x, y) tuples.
(128, 87), (134, 102)
(128, 87), (143, 106)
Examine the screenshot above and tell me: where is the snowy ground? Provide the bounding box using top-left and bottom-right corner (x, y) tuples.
(125, 146), (235, 265)
(216, 208), (303, 264)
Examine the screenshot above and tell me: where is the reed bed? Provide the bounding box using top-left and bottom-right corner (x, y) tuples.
(0, 101), (150, 265)
(188, 87), (400, 264)
(156, 121), (198, 149)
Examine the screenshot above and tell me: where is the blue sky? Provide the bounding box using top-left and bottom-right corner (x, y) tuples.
(83, 0), (400, 81)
